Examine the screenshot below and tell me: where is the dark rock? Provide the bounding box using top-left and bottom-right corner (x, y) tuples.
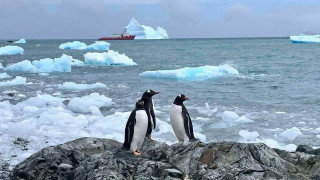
(9, 137), (320, 180)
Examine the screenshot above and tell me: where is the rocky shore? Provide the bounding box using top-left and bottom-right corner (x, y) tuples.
(8, 137), (320, 179)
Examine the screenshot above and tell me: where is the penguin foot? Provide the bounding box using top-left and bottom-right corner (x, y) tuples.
(147, 136), (155, 141)
(134, 150), (141, 156)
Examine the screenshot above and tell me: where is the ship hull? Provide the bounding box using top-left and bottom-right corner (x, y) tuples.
(99, 35), (135, 40)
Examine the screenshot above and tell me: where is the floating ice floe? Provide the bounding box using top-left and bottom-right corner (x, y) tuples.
(5, 54), (75, 73)
(290, 34), (320, 43)
(278, 127), (302, 141)
(84, 50), (137, 66)
(239, 130), (259, 141)
(0, 76), (26, 87)
(14, 39), (26, 44)
(0, 63), (4, 69)
(140, 64), (239, 81)
(210, 111), (254, 128)
(59, 41), (110, 51)
(125, 17), (169, 39)
(196, 103), (217, 116)
(0, 46), (24, 55)
(58, 82), (107, 90)
(0, 73), (11, 79)
(68, 93), (113, 113)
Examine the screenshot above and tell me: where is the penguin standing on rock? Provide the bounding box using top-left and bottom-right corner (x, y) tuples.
(123, 99), (148, 155)
(141, 90), (160, 140)
(170, 94), (197, 142)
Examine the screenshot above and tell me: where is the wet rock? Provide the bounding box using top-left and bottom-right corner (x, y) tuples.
(9, 137), (320, 180)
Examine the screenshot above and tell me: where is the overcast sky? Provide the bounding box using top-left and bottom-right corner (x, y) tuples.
(1, 0), (320, 39)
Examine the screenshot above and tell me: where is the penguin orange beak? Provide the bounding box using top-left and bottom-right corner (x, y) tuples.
(183, 97), (188, 100)
(154, 92), (160, 94)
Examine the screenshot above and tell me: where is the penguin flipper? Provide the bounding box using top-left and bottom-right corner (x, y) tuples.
(150, 109), (156, 129)
(182, 105), (195, 139)
(145, 109), (152, 137)
(123, 110), (136, 149)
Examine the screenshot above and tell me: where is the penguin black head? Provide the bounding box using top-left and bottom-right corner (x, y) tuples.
(173, 94), (188, 105)
(142, 90), (160, 99)
(135, 99), (144, 109)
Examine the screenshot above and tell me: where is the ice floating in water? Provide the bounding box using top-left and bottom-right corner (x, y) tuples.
(210, 111), (254, 128)
(239, 130), (259, 141)
(196, 103), (217, 116)
(0, 63), (3, 69)
(5, 54), (74, 73)
(58, 82), (107, 90)
(140, 64), (239, 81)
(0, 46), (24, 55)
(59, 41), (110, 51)
(0, 73), (11, 79)
(290, 34), (320, 43)
(84, 50), (137, 66)
(279, 127), (302, 141)
(68, 93), (113, 113)
(125, 17), (169, 39)
(0, 76), (26, 86)
(14, 39), (26, 44)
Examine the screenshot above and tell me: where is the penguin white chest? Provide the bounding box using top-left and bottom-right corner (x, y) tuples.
(170, 104), (189, 141)
(130, 110), (148, 152)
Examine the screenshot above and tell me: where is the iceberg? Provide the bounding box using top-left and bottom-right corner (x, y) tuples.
(279, 127), (302, 141)
(14, 38), (26, 44)
(0, 46), (24, 55)
(0, 76), (26, 87)
(58, 82), (107, 90)
(0, 73), (11, 79)
(68, 93), (113, 113)
(5, 54), (74, 73)
(0, 63), (4, 69)
(59, 41), (110, 51)
(125, 17), (169, 39)
(84, 50), (137, 66)
(290, 34), (320, 43)
(140, 64), (239, 81)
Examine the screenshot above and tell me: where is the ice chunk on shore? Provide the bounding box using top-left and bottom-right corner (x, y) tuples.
(14, 39), (26, 44)
(290, 34), (320, 43)
(279, 127), (302, 140)
(0, 76), (26, 86)
(0, 46), (24, 55)
(84, 50), (137, 66)
(140, 64), (238, 81)
(59, 41), (110, 51)
(5, 54), (74, 73)
(58, 82), (106, 90)
(239, 130), (259, 141)
(68, 93), (113, 113)
(125, 17), (169, 39)
(0, 73), (11, 79)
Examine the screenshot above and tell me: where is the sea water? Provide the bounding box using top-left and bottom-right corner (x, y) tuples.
(0, 38), (320, 168)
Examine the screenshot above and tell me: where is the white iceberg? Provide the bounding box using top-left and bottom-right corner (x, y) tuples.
(0, 46), (24, 55)
(14, 38), (26, 44)
(290, 34), (320, 43)
(0, 73), (11, 79)
(5, 54), (75, 73)
(125, 17), (169, 39)
(140, 64), (239, 81)
(59, 41), (110, 51)
(68, 93), (113, 113)
(0, 76), (26, 87)
(210, 111), (254, 128)
(239, 130), (259, 141)
(58, 82), (107, 90)
(84, 50), (137, 66)
(279, 127), (302, 141)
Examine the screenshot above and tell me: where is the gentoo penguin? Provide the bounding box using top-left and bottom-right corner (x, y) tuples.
(170, 94), (196, 142)
(141, 90), (160, 140)
(123, 99), (148, 155)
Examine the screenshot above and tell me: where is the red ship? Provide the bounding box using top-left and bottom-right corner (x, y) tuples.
(99, 31), (135, 40)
